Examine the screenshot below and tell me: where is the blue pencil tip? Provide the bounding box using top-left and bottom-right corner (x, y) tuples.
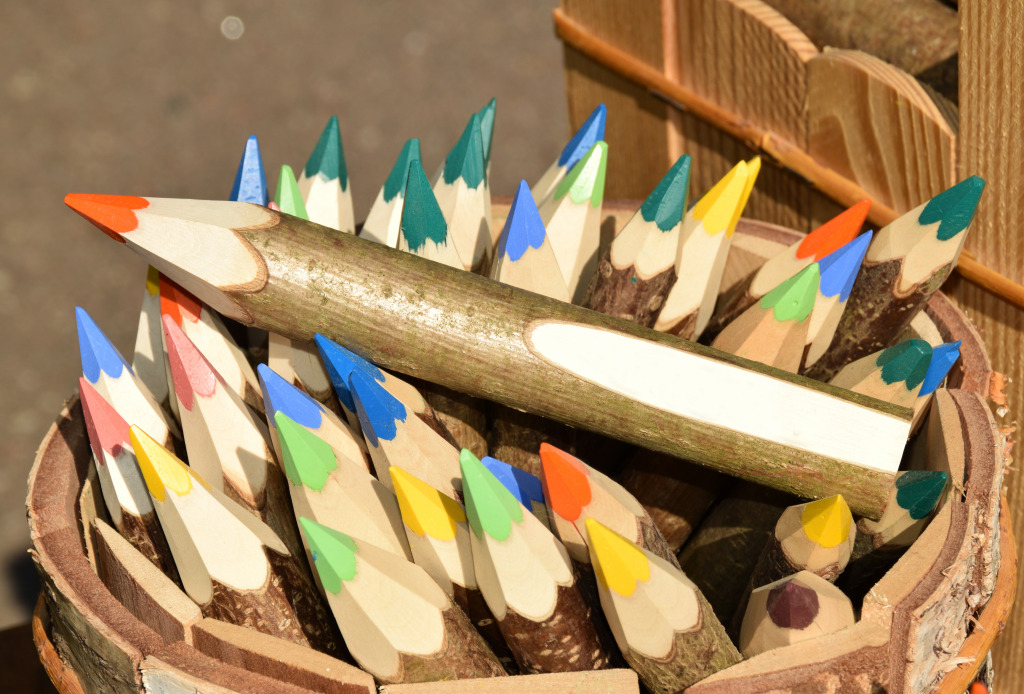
(76, 307), (131, 384)
(496, 180), (547, 262)
(257, 363), (323, 429)
(558, 104), (607, 169)
(817, 230), (873, 300)
(480, 455), (545, 508)
(314, 334), (384, 412)
(230, 135), (269, 206)
(918, 341), (962, 396)
(348, 370), (406, 448)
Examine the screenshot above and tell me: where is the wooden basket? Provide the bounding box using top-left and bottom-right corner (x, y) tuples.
(27, 202), (1015, 694)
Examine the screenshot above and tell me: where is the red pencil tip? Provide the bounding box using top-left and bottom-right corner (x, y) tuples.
(158, 275), (202, 325)
(79, 377), (130, 460)
(65, 194), (149, 243)
(796, 199), (871, 261)
(162, 315), (218, 411)
(539, 443), (592, 521)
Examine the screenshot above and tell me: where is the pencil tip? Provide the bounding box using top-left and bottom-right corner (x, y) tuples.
(759, 264), (820, 322)
(382, 138), (421, 202)
(918, 176), (986, 241)
(158, 275), (202, 327)
(480, 455), (545, 508)
(918, 341), (961, 396)
(314, 334), (381, 413)
(460, 448), (522, 541)
(585, 518), (649, 597)
(639, 154), (692, 231)
(442, 114), (485, 188)
(539, 443), (592, 521)
(275, 165), (308, 220)
(690, 160), (750, 236)
(129, 425), (194, 503)
(299, 517), (358, 594)
(496, 180), (547, 261)
(390, 465), (465, 540)
(348, 369), (406, 448)
(477, 97), (497, 166)
(65, 194), (148, 242)
(161, 315), (217, 410)
(229, 135), (269, 205)
(257, 363), (323, 430)
(895, 470), (947, 520)
(797, 199), (871, 261)
(401, 160), (449, 252)
(558, 103), (607, 170)
(817, 230), (872, 301)
(800, 495), (852, 548)
(303, 115), (348, 188)
(766, 578), (819, 629)
(553, 141), (607, 208)
(275, 410), (337, 491)
(875, 339), (933, 392)
(76, 307), (132, 384)
(79, 377), (130, 460)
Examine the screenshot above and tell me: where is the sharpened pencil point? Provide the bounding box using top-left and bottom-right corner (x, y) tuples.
(558, 104), (606, 170)
(276, 411), (337, 491)
(460, 449), (521, 541)
(390, 466), (465, 540)
(162, 315), (217, 410)
(919, 341), (961, 396)
(257, 363), (323, 430)
(382, 139), (421, 202)
(158, 275), (202, 326)
(79, 377), (130, 460)
(65, 194), (148, 241)
(145, 266), (160, 297)
(130, 425), (198, 502)
(314, 333), (383, 412)
(797, 200), (871, 261)
(640, 154), (691, 231)
(800, 495), (852, 549)
(303, 115), (348, 189)
(496, 180), (547, 262)
(919, 176), (986, 241)
(77, 306), (132, 383)
(876, 339), (933, 391)
(895, 470), (947, 520)
(477, 98), (496, 167)
(348, 369), (406, 447)
(275, 165), (308, 219)
(401, 161), (450, 252)
(539, 443), (592, 522)
(817, 231), (872, 301)
(553, 141), (607, 208)
(690, 161), (750, 237)
(299, 517), (358, 593)
(442, 114), (485, 188)
(585, 518), (649, 596)
(759, 264), (820, 322)
(481, 455), (545, 510)
(766, 579), (819, 629)
(230, 135), (270, 205)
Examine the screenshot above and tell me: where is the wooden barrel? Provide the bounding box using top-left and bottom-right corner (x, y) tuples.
(27, 204), (1014, 694)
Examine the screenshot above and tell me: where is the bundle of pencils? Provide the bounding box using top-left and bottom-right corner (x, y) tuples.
(64, 102), (981, 690)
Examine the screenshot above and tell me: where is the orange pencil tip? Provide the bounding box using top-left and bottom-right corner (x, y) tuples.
(65, 193), (149, 242)
(797, 198), (871, 261)
(539, 443), (592, 521)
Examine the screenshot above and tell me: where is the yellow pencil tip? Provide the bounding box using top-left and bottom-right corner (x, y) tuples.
(730, 157), (762, 235)
(585, 518), (649, 596)
(129, 425), (193, 502)
(691, 160), (749, 237)
(390, 465), (465, 540)
(801, 495), (852, 549)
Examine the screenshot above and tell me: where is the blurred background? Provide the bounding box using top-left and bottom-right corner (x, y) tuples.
(0, 0), (567, 631)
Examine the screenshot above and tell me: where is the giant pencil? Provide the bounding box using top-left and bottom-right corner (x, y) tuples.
(65, 194), (913, 517)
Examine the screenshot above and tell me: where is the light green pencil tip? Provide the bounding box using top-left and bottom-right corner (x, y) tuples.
(401, 160), (450, 252)
(275, 411), (338, 491)
(554, 140), (607, 208)
(760, 263), (820, 322)
(303, 115), (349, 189)
(275, 165), (309, 219)
(299, 517), (358, 594)
(442, 114), (485, 188)
(460, 448), (522, 541)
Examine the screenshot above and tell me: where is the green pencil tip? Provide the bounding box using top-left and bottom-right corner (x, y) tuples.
(554, 141), (608, 208)
(298, 517), (358, 593)
(275, 165), (309, 219)
(275, 411), (338, 491)
(477, 97), (496, 165)
(640, 155), (692, 231)
(400, 160), (450, 252)
(895, 470), (947, 520)
(875, 339), (932, 391)
(460, 448), (522, 541)
(918, 176), (985, 241)
(442, 114), (485, 188)
(759, 263), (820, 322)
(303, 115), (349, 189)
(383, 138), (422, 202)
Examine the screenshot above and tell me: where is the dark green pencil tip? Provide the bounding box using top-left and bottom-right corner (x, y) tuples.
(383, 138), (422, 202)
(918, 176), (985, 241)
(640, 155), (692, 231)
(477, 97), (496, 166)
(401, 160), (449, 252)
(303, 115), (349, 189)
(442, 114), (485, 188)
(895, 470), (947, 520)
(875, 339), (932, 391)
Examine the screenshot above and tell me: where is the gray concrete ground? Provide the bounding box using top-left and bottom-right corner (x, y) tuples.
(0, 1), (565, 629)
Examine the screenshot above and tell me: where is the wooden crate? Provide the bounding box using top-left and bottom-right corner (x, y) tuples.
(556, 0), (1024, 686)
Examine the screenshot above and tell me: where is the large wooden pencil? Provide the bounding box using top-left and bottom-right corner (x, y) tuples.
(806, 176), (985, 380)
(582, 155), (691, 326)
(162, 315), (300, 558)
(652, 158), (760, 341)
(229, 134), (270, 206)
(129, 426), (341, 655)
(298, 517), (506, 683)
(348, 369), (462, 498)
(531, 104), (606, 205)
(159, 274), (262, 412)
(711, 263), (821, 373)
(76, 305), (180, 447)
(65, 194), (916, 516)
(257, 363), (370, 474)
(540, 443), (677, 568)
(538, 140), (608, 302)
(461, 450), (610, 673)
(131, 266), (172, 414)
(739, 571), (856, 658)
(586, 519), (740, 692)
(829, 339), (933, 409)
(297, 114), (355, 234)
(481, 454), (552, 530)
(361, 138), (421, 247)
(709, 199), (870, 336)
(275, 410), (411, 562)
(432, 113), (491, 272)
(79, 378), (180, 583)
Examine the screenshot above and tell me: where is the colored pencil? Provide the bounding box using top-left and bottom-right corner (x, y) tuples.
(79, 378), (180, 583)
(131, 266), (172, 414)
(129, 426), (341, 654)
(491, 180), (570, 302)
(162, 316), (300, 558)
(348, 369), (462, 499)
(76, 306), (180, 447)
(257, 363), (371, 475)
(159, 274), (262, 412)
(582, 155), (691, 327)
(585, 518), (740, 692)
(806, 176), (985, 380)
(400, 159), (465, 269)
(537, 140), (608, 302)
(229, 134), (270, 206)
(912, 341), (961, 431)
(799, 230), (874, 372)
(531, 104), (606, 205)
(481, 455), (552, 530)
(275, 410), (411, 562)
(711, 263), (821, 373)
(652, 158), (760, 340)
(432, 114), (491, 272)
(389, 465), (511, 665)
(540, 443), (677, 568)
(738, 570), (855, 657)
(461, 450), (610, 673)
(297, 114), (355, 234)
(708, 199), (870, 337)
(476, 98), (497, 244)
(829, 339), (933, 410)
(274, 164), (308, 218)
(65, 194), (915, 515)
(299, 517), (506, 683)
(361, 138), (421, 247)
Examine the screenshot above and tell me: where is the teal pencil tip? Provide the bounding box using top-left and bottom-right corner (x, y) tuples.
(918, 176), (985, 241)
(477, 97), (496, 165)
(895, 470), (947, 520)
(875, 339), (933, 391)
(639, 154), (691, 231)
(400, 160), (449, 252)
(442, 114), (486, 188)
(303, 115), (349, 189)
(382, 138), (421, 202)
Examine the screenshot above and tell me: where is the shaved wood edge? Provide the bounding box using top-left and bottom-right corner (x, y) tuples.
(378, 668), (640, 693)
